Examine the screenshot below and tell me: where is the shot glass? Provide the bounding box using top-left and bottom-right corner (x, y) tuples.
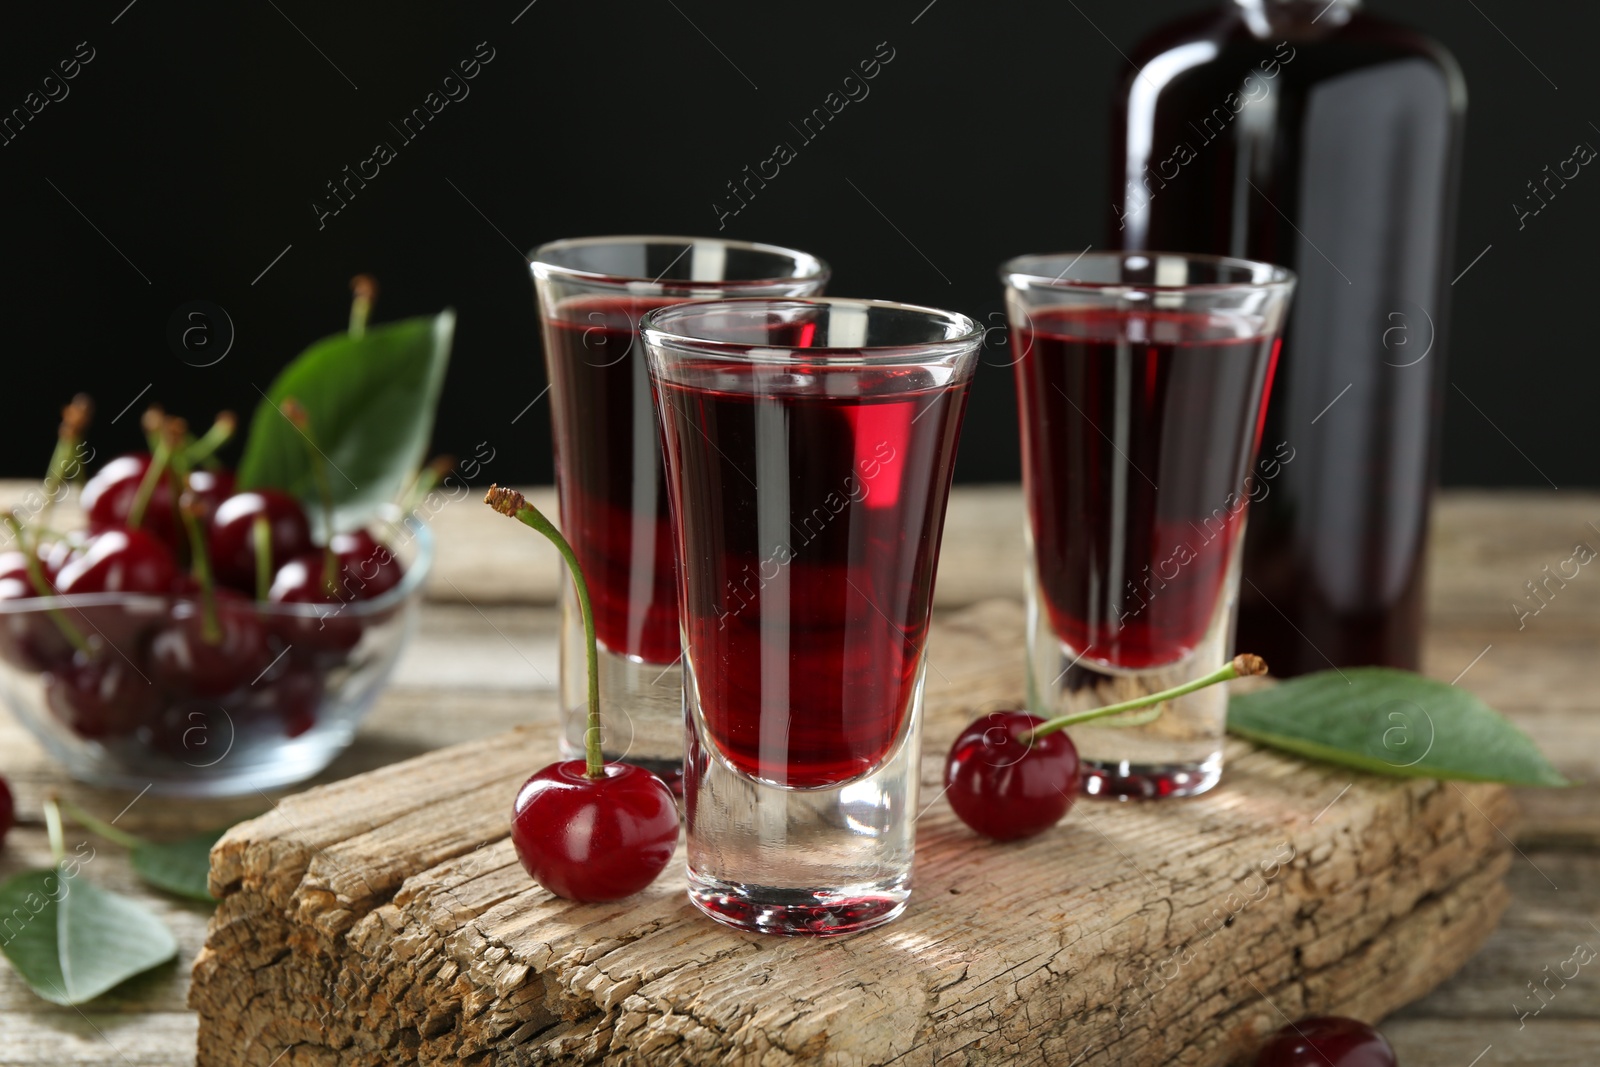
(1001, 252), (1295, 799)
(530, 237), (828, 787)
(642, 297), (982, 935)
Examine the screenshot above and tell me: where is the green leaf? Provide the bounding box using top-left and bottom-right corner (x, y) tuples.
(238, 311), (455, 532)
(0, 866), (178, 1005)
(132, 829), (228, 902)
(1227, 668), (1569, 787)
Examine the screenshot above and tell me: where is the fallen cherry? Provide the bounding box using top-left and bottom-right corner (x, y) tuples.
(945, 710), (1080, 841)
(0, 775), (12, 849)
(510, 761), (680, 902)
(944, 654), (1268, 841)
(486, 485), (678, 903)
(1255, 1016), (1397, 1067)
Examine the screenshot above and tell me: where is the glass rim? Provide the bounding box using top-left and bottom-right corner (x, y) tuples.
(639, 296), (985, 366)
(1000, 250), (1296, 294)
(529, 234), (830, 292)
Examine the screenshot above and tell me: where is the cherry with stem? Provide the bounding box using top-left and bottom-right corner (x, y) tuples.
(1, 510), (89, 656)
(486, 486), (600, 776)
(150, 418), (269, 696)
(126, 407), (174, 532)
(484, 484), (678, 903)
(944, 654), (1268, 841)
(278, 397), (339, 590)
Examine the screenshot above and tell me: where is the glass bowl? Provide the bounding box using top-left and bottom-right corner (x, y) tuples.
(0, 510), (433, 796)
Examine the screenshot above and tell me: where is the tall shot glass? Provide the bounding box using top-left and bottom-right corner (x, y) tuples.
(530, 237), (828, 786)
(642, 298), (982, 935)
(1002, 252), (1295, 799)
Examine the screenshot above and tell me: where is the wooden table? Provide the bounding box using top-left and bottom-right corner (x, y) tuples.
(0, 486), (1596, 1065)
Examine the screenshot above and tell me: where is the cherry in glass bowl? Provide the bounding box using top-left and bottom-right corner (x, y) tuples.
(0, 510), (434, 796)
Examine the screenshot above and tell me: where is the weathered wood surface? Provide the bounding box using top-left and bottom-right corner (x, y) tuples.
(0, 486), (1596, 1066)
(185, 596), (1519, 1066)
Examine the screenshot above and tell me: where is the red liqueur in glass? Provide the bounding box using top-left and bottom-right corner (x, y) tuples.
(543, 295), (680, 665)
(1014, 307), (1279, 671)
(657, 363), (969, 788)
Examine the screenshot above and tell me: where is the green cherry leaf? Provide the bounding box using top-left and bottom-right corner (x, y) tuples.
(0, 866), (178, 1005)
(1227, 667), (1569, 787)
(238, 310), (455, 532)
(132, 828), (229, 903)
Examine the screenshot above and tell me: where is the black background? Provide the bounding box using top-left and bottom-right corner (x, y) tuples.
(2, 1), (1591, 488)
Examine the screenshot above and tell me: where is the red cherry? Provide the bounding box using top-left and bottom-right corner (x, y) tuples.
(509, 761), (679, 902)
(187, 468), (236, 524)
(142, 700), (234, 761)
(56, 528), (177, 596)
(82, 453), (182, 550)
(0, 551), (39, 592)
(44, 651), (160, 739)
(0, 776), (13, 849)
(327, 530), (404, 599)
(149, 590), (271, 697)
(268, 554), (363, 652)
(0, 549), (76, 672)
(943, 710), (1081, 841)
(38, 534), (87, 577)
(271, 666), (324, 738)
(1256, 1017), (1397, 1067)
(208, 490), (312, 592)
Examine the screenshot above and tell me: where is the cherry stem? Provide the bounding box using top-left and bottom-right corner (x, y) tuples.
(40, 394), (92, 528)
(178, 498), (222, 644)
(349, 275), (378, 338)
(398, 455), (455, 515)
(252, 516), (272, 602)
(165, 428), (222, 645)
(55, 796), (143, 850)
(1020, 654), (1269, 742)
(127, 407), (172, 531)
(2, 511), (89, 654)
(279, 398), (338, 590)
(42, 796), (67, 866)
(484, 484), (603, 779)
(183, 411), (236, 467)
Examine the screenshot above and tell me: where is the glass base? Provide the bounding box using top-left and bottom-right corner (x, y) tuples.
(1024, 528), (1242, 800)
(682, 657), (923, 937)
(1081, 754), (1222, 800)
(687, 873), (909, 936)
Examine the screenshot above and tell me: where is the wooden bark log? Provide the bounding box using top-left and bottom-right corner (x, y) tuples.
(189, 601), (1514, 1066)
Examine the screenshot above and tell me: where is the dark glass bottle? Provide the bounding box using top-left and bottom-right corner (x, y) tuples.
(1108, 0), (1466, 675)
